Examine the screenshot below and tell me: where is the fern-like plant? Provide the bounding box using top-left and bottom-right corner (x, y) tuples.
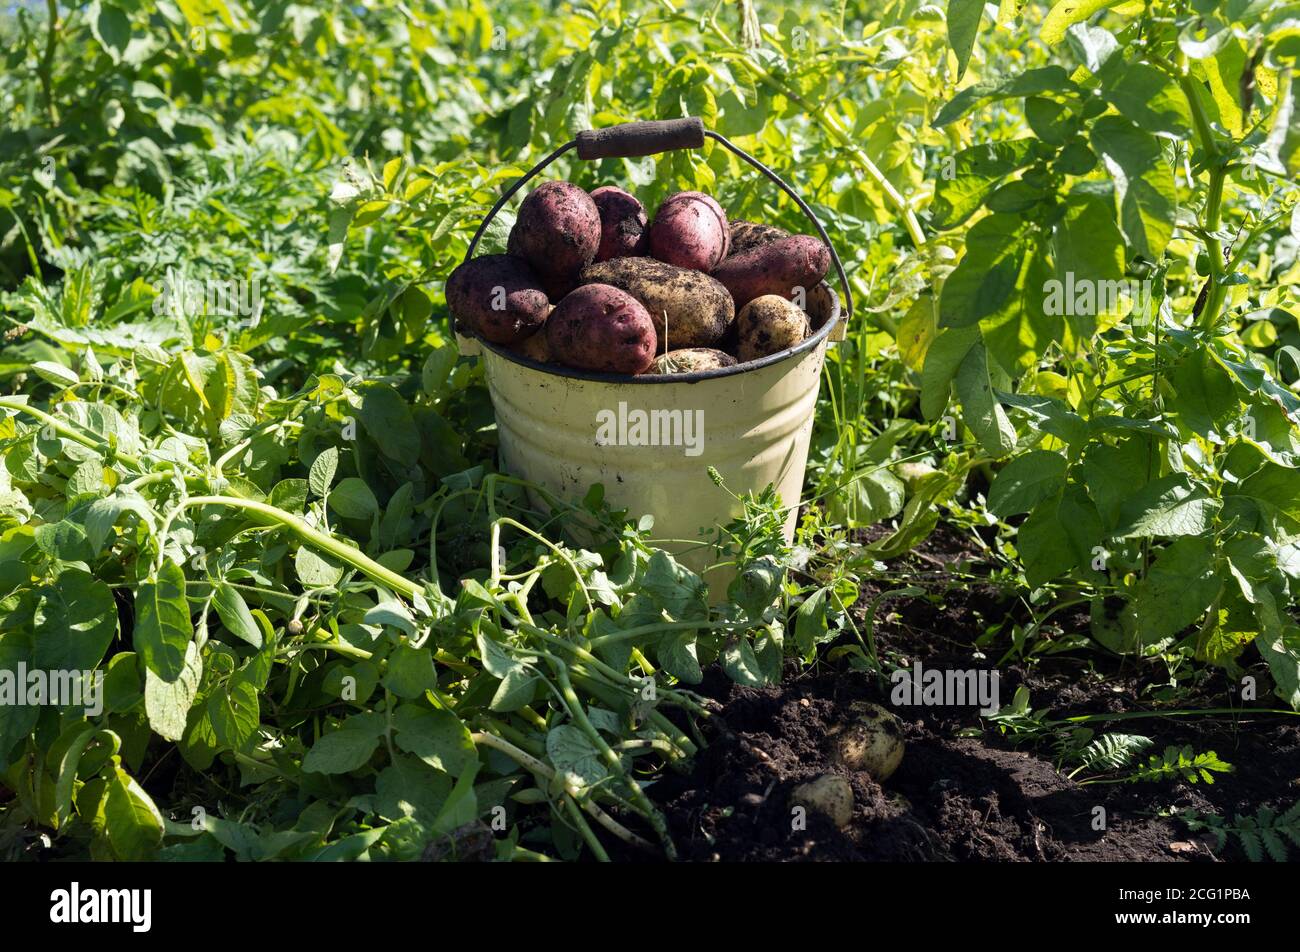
(1066, 733), (1154, 780)
(1084, 745), (1233, 785)
(1181, 802), (1300, 862)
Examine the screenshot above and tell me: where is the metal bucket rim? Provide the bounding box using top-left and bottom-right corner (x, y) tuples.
(476, 279), (841, 385)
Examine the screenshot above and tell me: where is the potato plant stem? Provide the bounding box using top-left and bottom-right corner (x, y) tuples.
(177, 496), (424, 599)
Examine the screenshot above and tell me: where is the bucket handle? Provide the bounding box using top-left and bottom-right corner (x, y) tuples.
(461, 117), (852, 342)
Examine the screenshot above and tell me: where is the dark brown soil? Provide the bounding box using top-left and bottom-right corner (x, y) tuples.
(646, 526), (1300, 862)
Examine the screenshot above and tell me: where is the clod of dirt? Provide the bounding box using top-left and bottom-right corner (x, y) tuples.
(830, 701), (905, 780)
(791, 774), (854, 829)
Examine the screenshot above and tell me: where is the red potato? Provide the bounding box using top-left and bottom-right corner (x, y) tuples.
(507, 181), (601, 300)
(727, 219), (790, 256)
(649, 190), (729, 271)
(711, 235), (830, 310)
(590, 186), (648, 261)
(545, 284), (657, 375)
(445, 254), (550, 345)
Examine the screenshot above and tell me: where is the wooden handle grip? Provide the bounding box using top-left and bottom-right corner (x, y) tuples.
(575, 118), (705, 160)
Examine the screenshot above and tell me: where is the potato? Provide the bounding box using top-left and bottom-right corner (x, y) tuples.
(445, 254), (550, 345)
(590, 186), (648, 262)
(650, 348), (737, 374)
(579, 257), (734, 351)
(711, 235), (831, 309)
(728, 219), (790, 256)
(735, 295), (811, 362)
(511, 326), (552, 364)
(649, 190), (729, 272)
(829, 701), (905, 780)
(789, 774), (853, 829)
(545, 284), (657, 375)
(507, 181), (601, 300)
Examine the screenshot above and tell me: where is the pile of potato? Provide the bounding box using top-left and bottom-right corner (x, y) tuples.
(447, 181), (832, 375)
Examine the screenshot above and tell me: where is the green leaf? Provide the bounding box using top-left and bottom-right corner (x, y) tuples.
(295, 546), (345, 587)
(546, 724), (608, 788)
(89, 1), (132, 64)
(1168, 351), (1239, 438)
(359, 384), (421, 467)
(329, 477), (378, 519)
(658, 633), (703, 684)
(1114, 474), (1222, 539)
(135, 559), (192, 682)
(988, 450), (1068, 517)
(921, 325), (980, 420)
(721, 637), (767, 686)
(208, 677), (260, 749)
(1227, 463), (1300, 525)
(375, 755), (453, 825)
(104, 767), (165, 861)
(955, 341), (1017, 456)
(212, 582), (262, 648)
(392, 704), (477, 774)
(934, 66), (1072, 127)
(997, 391), (1089, 445)
(946, 0), (984, 82)
(301, 712), (386, 774)
(1130, 537), (1221, 642)
(32, 568), (118, 672)
(794, 587), (829, 654)
(939, 214), (1033, 329)
(1042, 0), (1125, 45)
(1098, 61), (1193, 137)
(1081, 436), (1152, 527)
(384, 643), (438, 699)
(144, 641), (202, 742)
(1090, 116), (1176, 261)
(931, 140), (1037, 230)
(308, 446), (338, 498)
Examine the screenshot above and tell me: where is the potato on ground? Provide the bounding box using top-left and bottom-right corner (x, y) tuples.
(445, 254), (550, 345)
(727, 219), (790, 256)
(650, 348), (737, 374)
(649, 190), (729, 272)
(507, 181), (601, 300)
(711, 235), (830, 309)
(545, 284), (657, 375)
(590, 186), (648, 261)
(580, 257), (733, 351)
(736, 294), (811, 362)
(789, 775), (853, 829)
(830, 701), (905, 780)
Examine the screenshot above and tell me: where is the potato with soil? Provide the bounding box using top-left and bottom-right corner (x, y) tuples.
(711, 235), (831, 309)
(728, 219), (790, 256)
(545, 284), (657, 375)
(829, 701), (905, 780)
(580, 257), (734, 351)
(511, 325), (553, 364)
(649, 190), (729, 272)
(735, 294), (811, 362)
(789, 774), (854, 829)
(445, 254), (550, 346)
(650, 348), (737, 374)
(506, 181), (601, 299)
(590, 186), (648, 262)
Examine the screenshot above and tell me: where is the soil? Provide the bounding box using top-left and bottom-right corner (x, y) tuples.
(645, 526), (1300, 862)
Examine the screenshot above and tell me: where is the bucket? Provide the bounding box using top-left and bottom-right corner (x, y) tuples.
(457, 118), (853, 595)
